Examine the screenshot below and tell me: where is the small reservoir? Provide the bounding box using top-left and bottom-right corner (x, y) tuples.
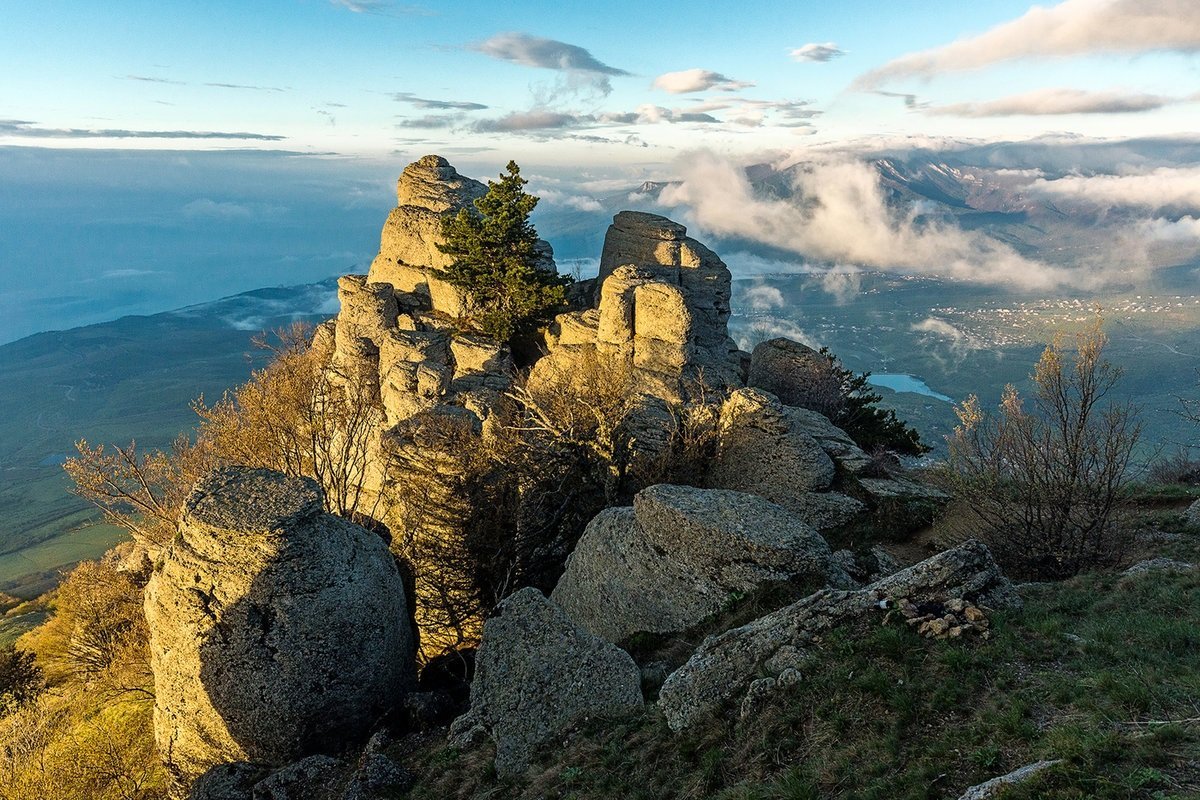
(866, 373), (953, 402)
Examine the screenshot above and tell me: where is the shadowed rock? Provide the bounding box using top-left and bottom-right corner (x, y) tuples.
(448, 587), (643, 777)
(145, 467), (416, 782)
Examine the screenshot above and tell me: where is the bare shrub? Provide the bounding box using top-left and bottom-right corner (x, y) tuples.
(1147, 448), (1200, 486)
(945, 319), (1141, 579)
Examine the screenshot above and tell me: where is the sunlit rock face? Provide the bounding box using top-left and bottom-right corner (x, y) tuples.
(532, 211), (747, 403)
(144, 467), (415, 782)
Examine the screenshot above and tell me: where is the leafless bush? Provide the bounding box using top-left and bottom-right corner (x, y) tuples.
(945, 319), (1141, 579)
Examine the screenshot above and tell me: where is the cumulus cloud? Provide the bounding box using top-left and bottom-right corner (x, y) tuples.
(1139, 216), (1200, 241)
(473, 32), (628, 75)
(912, 317), (982, 350)
(0, 119), (285, 140)
(391, 92), (487, 110)
(854, 0), (1200, 89)
(535, 187), (604, 212)
(652, 68), (755, 94)
(742, 283), (786, 311)
(928, 87), (1193, 117)
(790, 42), (845, 62)
(1028, 166), (1200, 212)
(656, 150), (1071, 289)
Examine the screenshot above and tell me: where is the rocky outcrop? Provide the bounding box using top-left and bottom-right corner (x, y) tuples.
(956, 760), (1062, 800)
(366, 155), (485, 318)
(657, 540), (1019, 730)
(366, 155), (555, 319)
(145, 468), (415, 782)
(705, 388), (836, 504)
(448, 588), (643, 777)
(532, 212), (746, 403)
(551, 485), (851, 642)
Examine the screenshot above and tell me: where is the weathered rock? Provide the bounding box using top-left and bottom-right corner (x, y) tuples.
(551, 485), (849, 643)
(339, 754), (414, 800)
(747, 338), (836, 411)
(253, 755), (344, 800)
(657, 540), (1018, 730)
(145, 468), (416, 782)
(335, 276), (398, 354)
(1186, 498), (1200, 527)
(449, 333), (511, 378)
(1122, 558), (1195, 577)
(854, 476), (951, 537)
(367, 155), (556, 318)
(783, 492), (866, 532)
(956, 760), (1061, 800)
(188, 762), (268, 800)
(448, 587), (642, 777)
(785, 405), (872, 474)
(531, 211), (745, 403)
(706, 388), (836, 504)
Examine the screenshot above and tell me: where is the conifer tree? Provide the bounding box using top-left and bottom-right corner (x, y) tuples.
(438, 160), (570, 343)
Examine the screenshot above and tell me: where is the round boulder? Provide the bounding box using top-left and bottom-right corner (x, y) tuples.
(145, 467), (416, 782)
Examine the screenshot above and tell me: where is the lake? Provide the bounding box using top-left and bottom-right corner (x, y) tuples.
(866, 373), (953, 402)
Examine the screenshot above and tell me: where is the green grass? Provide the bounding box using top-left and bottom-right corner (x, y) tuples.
(401, 523), (1200, 800)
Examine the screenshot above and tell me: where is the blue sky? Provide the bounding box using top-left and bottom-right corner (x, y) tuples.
(2, 0), (1199, 343)
(3, 0), (1198, 165)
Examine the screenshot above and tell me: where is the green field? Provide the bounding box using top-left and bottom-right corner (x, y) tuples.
(0, 282), (335, 597)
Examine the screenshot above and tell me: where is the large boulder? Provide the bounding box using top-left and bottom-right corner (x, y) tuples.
(657, 539), (1019, 730)
(145, 468), (416, 782)
(706, 388), (836, 504)
(747, 337), (838, 411)
(1186, 498), (1200, 527)
(551, 485), (851, 643)
(448, 588), (643, 777)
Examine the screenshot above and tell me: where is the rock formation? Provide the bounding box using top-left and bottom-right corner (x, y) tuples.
(551, 484), (852, 642)
(746, 337), (836, 410)
(366, 154), (554, 319)
(448, 587), (643, 777)
(705, 388), (837, 503)
(657, 540), (1019, 730)
(145, 468), (415, 782)
(532, 211), (746, 402)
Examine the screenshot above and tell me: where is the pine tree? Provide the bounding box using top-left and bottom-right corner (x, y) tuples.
(438, 161), (570, 343)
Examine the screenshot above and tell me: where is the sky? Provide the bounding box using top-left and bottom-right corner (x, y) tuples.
(2, 0), (1199, 165)
(1, 0), (1199, 343)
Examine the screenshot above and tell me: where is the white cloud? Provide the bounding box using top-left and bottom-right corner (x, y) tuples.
(742, 283), (785, 311)
(535, 187), (603, 212)
(927, 87), (1190, 117)
(1029, 166), (1200, 212)
(473, 32), (628, 75)
(656, 150), (1072, 289)
(790, 42), (845, 62)
(854, 0), (1200, 89)
(652, 68), (755, 94)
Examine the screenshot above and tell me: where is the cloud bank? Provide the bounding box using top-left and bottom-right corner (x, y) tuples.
(928, 87), (1191, 117)
(0, 119), (285, 141)
(855, 0), (1200, 89)
(656, 150), (1071, 289)
(1029, 166), (1200, 212)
